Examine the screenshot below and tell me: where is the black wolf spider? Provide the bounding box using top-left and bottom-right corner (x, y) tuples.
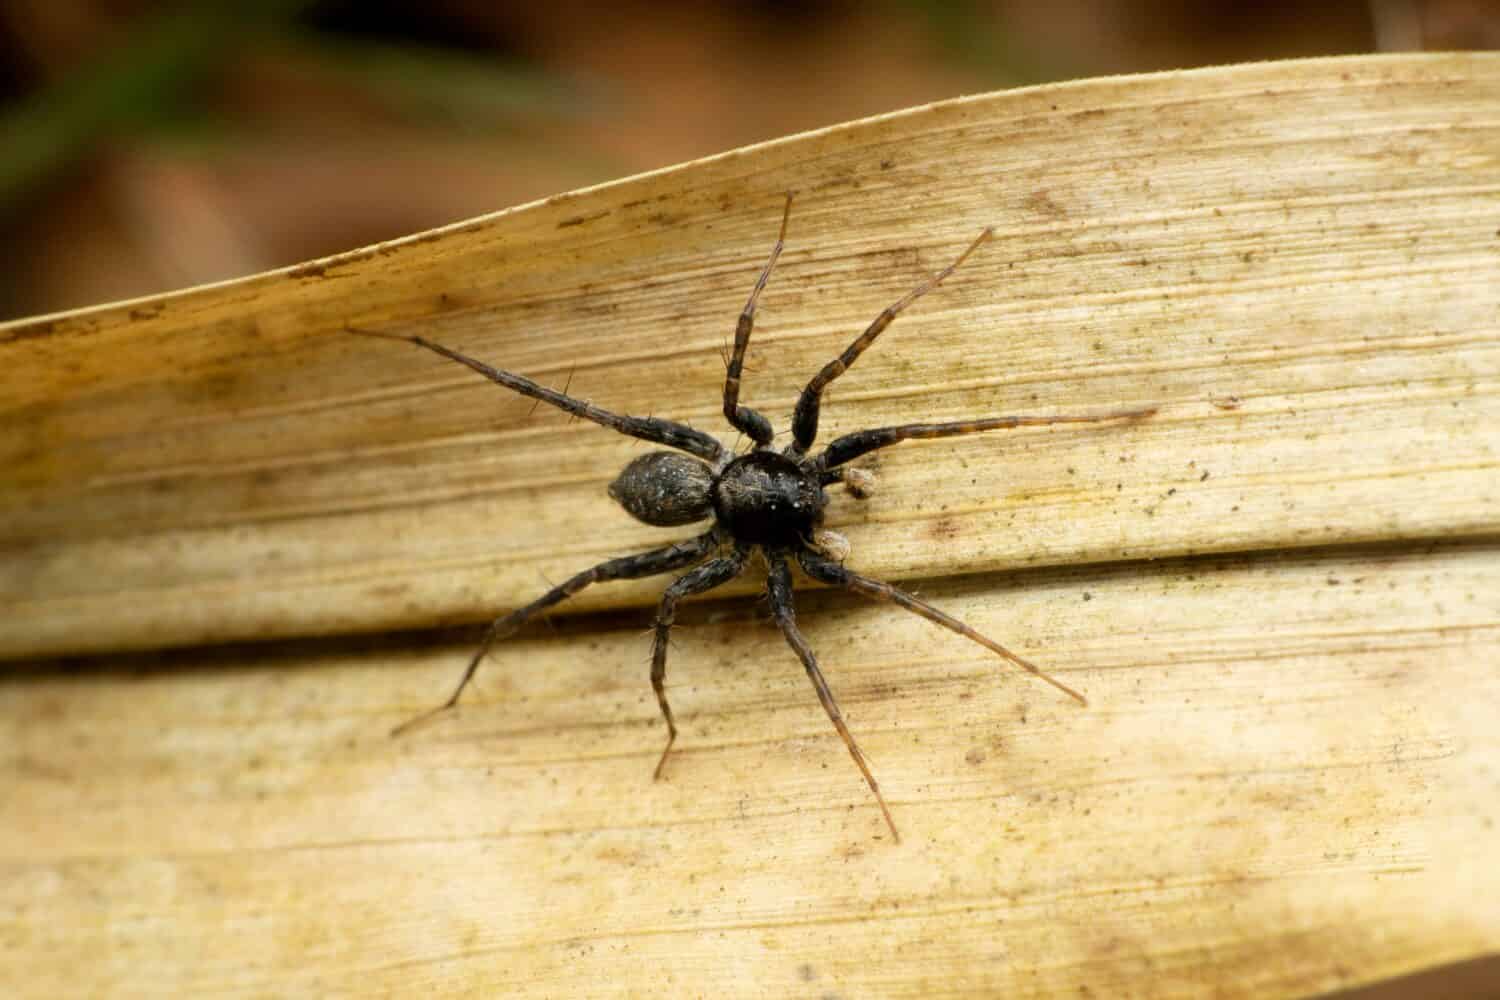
(354, 194), (1153, 840)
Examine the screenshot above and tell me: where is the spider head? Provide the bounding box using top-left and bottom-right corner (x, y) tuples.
(608, 451), (715, 526)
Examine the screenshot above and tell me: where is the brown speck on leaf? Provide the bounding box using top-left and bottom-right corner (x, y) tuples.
(1025, 189), (1067, 218)
(558, 210), (610, 228)
(929, 517), (960, 541)
(0, 317), (58, 344)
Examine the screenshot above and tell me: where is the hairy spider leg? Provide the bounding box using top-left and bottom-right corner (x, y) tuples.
(797, 550), (1086, 705)
(651, 548), (749, 779)
(788, 227), (994, 456)
(723, 192), (794, 446)
(391, 530), (721, 737)
(345, 326), (724, 462)
(766, 555), (900, 840)
(816, 407), (1159, 470)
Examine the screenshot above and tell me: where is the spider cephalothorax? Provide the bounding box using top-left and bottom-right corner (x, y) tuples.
(356, 194), (1154, 840)
(710, 451), (826, 547)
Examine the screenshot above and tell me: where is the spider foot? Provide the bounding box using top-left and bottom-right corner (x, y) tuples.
(652, 730), (677, 781)
(389, 699), (457, 739)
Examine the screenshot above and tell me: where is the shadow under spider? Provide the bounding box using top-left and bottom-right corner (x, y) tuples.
(349, 193), (1155, 841)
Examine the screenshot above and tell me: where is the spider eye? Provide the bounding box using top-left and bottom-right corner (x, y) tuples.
(608, 451), (715, 527)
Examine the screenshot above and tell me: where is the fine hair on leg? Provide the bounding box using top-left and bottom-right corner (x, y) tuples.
(797, 549), (1086, 705)
(817, 406), (1159, 470)
(722, 192), (795, 445)
(391, 530), (721, 737)
(789, 228), (993, 455)
(346, 325), (724, 462)
(766, 555), (900, 841)
(650, 548), (749, 779)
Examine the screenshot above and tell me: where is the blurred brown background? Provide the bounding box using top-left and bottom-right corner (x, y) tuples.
(0, 0), (1494, 321)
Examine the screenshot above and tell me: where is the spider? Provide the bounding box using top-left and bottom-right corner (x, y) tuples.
(353, 194), (1154, 840)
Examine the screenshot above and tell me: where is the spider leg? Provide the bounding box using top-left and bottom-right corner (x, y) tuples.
(391, 529), (721, 737)
(347, 326), (725, 462)
(788, 227), (992, 456)
(797, 549), (1087, 706)
(817, 406), (1158, 470)
(723, 193), (794, 446)
(651, 547), (749, 779)
(766, 555), (900, 842)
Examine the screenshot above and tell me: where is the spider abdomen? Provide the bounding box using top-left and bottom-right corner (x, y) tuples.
(712, 450), (826, 549)
(608, 451), (716, 526)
